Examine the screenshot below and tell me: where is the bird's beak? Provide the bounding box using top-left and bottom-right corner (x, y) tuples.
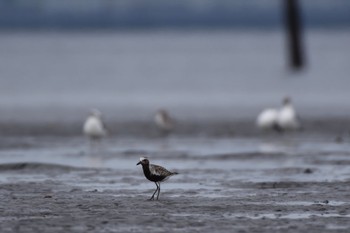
(136, 161), (141, 166)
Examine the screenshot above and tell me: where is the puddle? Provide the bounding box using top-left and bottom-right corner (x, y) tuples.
(265, 200), (349, 207)
(224, 212), (350, 220)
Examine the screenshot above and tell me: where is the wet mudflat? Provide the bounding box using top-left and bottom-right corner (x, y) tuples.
(0, 127), (350, 232)
(1, 180), (349, 233)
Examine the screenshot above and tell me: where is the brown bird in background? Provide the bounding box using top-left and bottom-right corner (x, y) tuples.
(154, 109), (175, 133)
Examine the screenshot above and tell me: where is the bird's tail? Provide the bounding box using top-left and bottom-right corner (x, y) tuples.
(172, 171), (179, 175)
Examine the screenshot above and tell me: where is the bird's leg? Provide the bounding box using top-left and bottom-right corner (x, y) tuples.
(156, 182), (161, 200)
(150, 182), (159, 200)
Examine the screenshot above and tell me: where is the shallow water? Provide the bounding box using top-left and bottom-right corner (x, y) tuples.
(0, 30), (350, 123)
(0, 133), (349, 186)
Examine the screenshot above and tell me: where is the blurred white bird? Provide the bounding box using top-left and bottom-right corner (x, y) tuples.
(256, 97), (301, 132)
(154, 109), (174, 132)
(256, 108), (280, 131)
(277, 97), (300, 130)
(83, 109), (107, 140)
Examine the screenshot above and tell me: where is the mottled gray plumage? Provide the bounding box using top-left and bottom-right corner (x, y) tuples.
(149, 164), (174, 178)
(137, 157), (178, 200)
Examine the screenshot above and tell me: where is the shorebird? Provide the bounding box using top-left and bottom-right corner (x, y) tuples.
(83, 109), (107, 140)
(137, 157), (178, 200)
(256, 108), (280, 131)
(256, 97), (300, 132)
(154, 109), (174, 133)
(277, 97), (300, 130)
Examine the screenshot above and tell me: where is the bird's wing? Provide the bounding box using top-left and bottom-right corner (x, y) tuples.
(149, 164), (173, 177)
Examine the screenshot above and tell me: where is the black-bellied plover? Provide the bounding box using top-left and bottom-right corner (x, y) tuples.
(154, 109), (174, 133)
(83, 108), (108, 140)
(137, 157), (178, 200)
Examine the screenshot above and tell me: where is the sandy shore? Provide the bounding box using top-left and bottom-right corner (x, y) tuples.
(1, 180), (349, 233)
(0, 144), (350, 233)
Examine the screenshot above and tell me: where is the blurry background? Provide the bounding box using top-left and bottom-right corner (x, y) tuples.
(0, 0), (349, 129)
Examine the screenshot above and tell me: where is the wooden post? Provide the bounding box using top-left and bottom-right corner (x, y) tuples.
(284, 0), (305, 70)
